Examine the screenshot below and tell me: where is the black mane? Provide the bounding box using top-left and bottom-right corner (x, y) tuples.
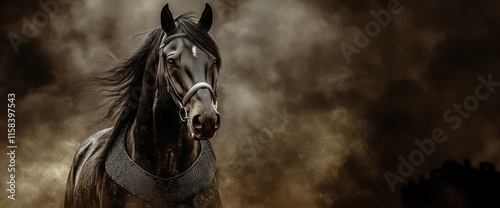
(92, 28), (162, 130)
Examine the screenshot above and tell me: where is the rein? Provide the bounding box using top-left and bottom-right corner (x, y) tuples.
(158, 32), (218, 122)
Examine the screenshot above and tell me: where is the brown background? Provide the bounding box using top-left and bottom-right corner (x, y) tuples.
(1, 0), (500, 207)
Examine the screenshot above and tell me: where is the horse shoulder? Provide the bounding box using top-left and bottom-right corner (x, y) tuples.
(65, 128), (113, 207)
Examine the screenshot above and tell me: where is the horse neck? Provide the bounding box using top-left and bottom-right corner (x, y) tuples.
(125, 79), (199, 178)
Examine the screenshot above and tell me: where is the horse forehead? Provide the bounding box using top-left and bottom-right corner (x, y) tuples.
(181, 47), (210, 66)
(181, 45), (207, 60)
(165, 39), (209, 60)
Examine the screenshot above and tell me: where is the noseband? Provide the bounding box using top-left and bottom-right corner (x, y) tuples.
(158, 33), (218, 122)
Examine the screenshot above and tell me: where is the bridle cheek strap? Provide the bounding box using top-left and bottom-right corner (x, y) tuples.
(158, 32), (219, 121)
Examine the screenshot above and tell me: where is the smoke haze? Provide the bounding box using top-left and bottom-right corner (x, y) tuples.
(1, 0), (499, 207)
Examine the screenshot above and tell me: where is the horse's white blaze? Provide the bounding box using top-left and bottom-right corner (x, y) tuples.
(192, 46), (198, 58)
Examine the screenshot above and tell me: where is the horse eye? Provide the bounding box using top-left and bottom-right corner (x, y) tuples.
(167, 59), (177, 67)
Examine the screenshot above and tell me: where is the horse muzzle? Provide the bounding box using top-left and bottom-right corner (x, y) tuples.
(184, 83), (220, 140)
(190, 111), (220, 140)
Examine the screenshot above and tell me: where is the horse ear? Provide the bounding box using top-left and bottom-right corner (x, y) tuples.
(161, 4), (175, 34)
(198, 3), (213, 32)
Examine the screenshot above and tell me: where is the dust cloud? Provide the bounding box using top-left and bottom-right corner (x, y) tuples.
(1, 0), (499, 207)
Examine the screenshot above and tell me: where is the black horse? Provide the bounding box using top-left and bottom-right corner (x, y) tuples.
(65, 4), (222, 208)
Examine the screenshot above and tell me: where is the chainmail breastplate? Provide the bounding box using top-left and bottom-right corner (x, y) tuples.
(105, 126), (216, 208)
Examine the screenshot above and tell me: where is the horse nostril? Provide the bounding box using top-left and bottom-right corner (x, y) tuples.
(214, 114), (221, 131)
(192, 115), (203, 132)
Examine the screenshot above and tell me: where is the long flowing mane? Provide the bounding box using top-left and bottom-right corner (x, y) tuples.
(92, 28), (162, 136)
(85, 12), (222, 200)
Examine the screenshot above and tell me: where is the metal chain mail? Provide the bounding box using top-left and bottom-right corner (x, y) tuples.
(105, 126), (216, 208)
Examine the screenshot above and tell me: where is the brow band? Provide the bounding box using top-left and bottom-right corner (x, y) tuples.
(159, 33), (187, 49)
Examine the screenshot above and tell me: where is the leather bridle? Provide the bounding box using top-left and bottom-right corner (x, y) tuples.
(158, 32), (218, 122)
